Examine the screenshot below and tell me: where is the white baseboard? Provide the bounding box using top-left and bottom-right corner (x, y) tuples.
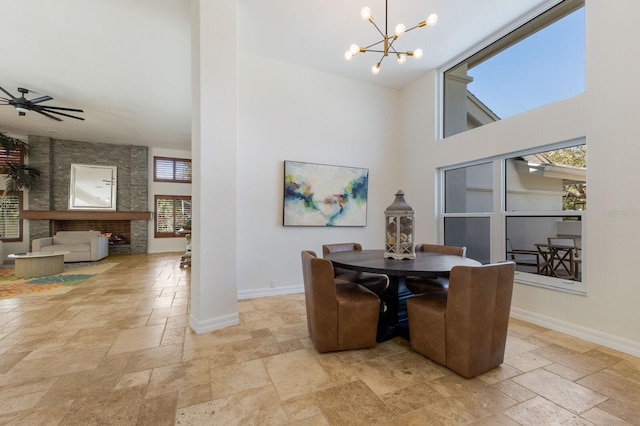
(238, 285), (304, 300)
(511, 307), (640, 357)
(189, 312), (239, 334)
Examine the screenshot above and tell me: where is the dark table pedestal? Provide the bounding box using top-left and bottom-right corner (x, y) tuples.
(377, 276), (413, 342)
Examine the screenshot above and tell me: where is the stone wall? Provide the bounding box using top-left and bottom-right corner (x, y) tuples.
(27, 136), (149, 254)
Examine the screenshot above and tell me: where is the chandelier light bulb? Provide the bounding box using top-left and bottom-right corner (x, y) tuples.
(413, 48), (424, 59)
(396, 54), (406, 64)
(371, 63), (381, 75)
(426, 13), (438, 26)
(344, 51), (353, 61)
(394, 23), (406, 37)
(360, 7), (372, 21)
(350, 44), (360, 55)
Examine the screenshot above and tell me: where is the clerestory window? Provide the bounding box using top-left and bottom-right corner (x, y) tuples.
(443, 0), (585, 138)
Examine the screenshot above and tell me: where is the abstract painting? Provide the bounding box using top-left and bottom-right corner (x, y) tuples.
(283, 161), (368, 227)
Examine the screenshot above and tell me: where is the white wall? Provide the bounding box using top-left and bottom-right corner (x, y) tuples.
(401, 0), (640, 355)
(147, 147), (192, 254)
(236, 53), (401, 298)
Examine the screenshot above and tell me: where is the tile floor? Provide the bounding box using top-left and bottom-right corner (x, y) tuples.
(0, 253), (639, 425)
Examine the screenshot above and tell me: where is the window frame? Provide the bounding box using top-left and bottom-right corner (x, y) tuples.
(154, 195), (192, 238)
(153, 156), (192, 183)
(439, 139), (586, 295)
(440, 0), (585, 139)
(0, 191), (24, 242)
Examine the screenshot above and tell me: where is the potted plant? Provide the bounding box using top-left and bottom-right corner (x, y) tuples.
(0, 130), (40, 206)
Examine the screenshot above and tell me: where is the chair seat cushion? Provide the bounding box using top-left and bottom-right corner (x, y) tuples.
(406, 276), (449, 295)
(335, 271), (388, 295)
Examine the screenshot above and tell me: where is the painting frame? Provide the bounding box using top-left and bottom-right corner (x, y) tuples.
(283, 160), (369, 227)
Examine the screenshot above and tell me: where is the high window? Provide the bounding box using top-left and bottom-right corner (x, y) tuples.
(441, 140), (586, 294)
(155, 195), (192, 238)
(154, 157), (192, 183)
(443, 0), (585, 138)
(0, 192), (23, 242)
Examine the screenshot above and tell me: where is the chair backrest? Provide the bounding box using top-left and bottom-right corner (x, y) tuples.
(322, 243), (363, 276)
(548, 237), (576, 247)
(321, 243), (362, 257)
(445, 261), (516, 377)
(300, 250), (339, 349)
(416, 243), (466, 257)
(548, 238), (579, 254)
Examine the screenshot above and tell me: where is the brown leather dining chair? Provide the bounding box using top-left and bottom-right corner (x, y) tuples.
(322, 243), (389, 295)
(301, 250), (381, 353)
(405, 244), (466, 295)
(407, 261), (516, 378)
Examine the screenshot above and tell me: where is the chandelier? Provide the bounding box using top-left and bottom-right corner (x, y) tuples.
(344, 0), (438, 75)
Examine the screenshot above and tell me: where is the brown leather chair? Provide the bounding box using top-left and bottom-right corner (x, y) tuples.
(407, 262), (515, 378)
(405, 244), (467, 295)
(301, 250), (381, 352)
(322, 243), (389, 295)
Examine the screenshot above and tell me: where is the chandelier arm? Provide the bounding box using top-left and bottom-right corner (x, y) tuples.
(403, 24), (423, 33)
(364, 39), (386, 50)
(369, 20), (386, 38)
(387, 37), (401, 54)
(386, 41), (410, 56)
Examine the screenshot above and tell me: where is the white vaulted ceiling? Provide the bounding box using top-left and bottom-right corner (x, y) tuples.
(0, 0), (551, 150)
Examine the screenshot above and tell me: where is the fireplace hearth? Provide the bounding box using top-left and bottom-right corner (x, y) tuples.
(103, 232), (129, 245)
(53, 220), (131, 246)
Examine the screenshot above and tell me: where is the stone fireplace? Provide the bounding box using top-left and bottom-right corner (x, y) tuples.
(53, 220), (131, 245)
(25, 137), (150, 254)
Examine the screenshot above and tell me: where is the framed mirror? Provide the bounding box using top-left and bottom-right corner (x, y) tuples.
(69, 164), (117, 210)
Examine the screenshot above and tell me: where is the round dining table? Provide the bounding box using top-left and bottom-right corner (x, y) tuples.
(325, 249), (482, 341)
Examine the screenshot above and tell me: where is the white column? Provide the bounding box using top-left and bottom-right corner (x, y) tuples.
(189, 0), (239, 333)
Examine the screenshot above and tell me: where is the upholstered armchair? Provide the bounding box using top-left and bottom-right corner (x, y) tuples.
(407, 262), (516, 378)
(301, 250), (381, 353)
(405, 244), (466, 295)
(322, 243), (389, 295)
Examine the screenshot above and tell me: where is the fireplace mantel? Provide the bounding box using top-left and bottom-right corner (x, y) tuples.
(22, 210), (152, 220)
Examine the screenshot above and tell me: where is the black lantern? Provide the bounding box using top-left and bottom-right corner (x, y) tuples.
(384, 190), (415, 259)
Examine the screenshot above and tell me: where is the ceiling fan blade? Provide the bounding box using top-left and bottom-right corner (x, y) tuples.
(37, 105), (84, 113)
(37, 108), (85, 121)
(0, 86), (15, 99)
(34, 109), (63, 121)
(29, 95), (53, 104)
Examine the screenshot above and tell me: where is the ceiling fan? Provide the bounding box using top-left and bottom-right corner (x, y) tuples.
(0, 86), (84, 121)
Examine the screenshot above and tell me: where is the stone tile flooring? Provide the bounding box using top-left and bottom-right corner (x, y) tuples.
(0, 253), (639, 425)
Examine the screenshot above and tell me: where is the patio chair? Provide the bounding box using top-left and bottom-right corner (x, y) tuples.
(506, 238), (540, 273)
(547, 237), (581, 280)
